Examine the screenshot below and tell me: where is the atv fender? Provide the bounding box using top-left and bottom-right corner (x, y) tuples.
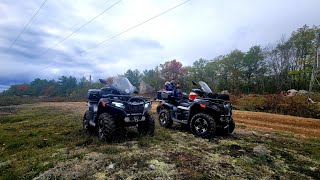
(189, 103), (221, 122)
(159, 102), (175, 111)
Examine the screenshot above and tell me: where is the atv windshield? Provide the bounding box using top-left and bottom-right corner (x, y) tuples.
(199, 81), (213, 93)
(110, 76), (136, 94)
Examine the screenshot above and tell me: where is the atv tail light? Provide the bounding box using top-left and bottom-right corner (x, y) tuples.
(200, 104), (206, 108)
(101, 102), (106, 107)
(189, 92), (198, 101)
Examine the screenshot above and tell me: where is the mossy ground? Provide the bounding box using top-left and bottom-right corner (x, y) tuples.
(0, 102), (319, 179)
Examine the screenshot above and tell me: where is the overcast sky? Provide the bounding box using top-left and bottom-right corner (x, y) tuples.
(0, 0), (319, 91)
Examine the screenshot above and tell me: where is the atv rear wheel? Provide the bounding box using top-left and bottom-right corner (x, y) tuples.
(190, 113), (216, 138)
(138, 112), (155, 136)
(158, 109), (173, 128)
(98, 113), (116, 141)
(83, 110), (94, 132)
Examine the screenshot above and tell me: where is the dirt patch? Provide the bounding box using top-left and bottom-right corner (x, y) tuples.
(233, 110), (320, 138)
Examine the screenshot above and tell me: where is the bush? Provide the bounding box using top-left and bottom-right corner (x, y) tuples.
(280, 96), (320, 118)
(0, 95), (36, 106)
(232, 94), (320, 119)
(233, 95), (266, 111)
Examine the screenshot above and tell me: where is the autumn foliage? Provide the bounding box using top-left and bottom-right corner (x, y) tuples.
(159, 59), (187, 81)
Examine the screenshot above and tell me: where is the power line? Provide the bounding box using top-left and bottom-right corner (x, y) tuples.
(32, 0), (191, 78)
(39, 0), (122, 57)
(81, 0), (191, 54)
(4, 0), (48, 53)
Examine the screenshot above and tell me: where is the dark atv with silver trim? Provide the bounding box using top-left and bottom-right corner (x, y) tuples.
(156, 81), (235, 138)
(83, 76), (154, 141)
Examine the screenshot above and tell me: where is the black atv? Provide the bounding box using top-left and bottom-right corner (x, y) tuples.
(156, 81), (235, 138)
(83, 76), (155, 141)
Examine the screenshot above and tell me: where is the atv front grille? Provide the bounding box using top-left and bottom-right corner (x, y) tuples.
(126, 103), (144, 114)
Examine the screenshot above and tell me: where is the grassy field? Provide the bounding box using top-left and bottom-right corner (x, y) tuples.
(0, 102), (319, 179)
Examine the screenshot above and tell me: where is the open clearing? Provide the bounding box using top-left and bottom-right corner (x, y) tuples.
(0, 102), (319, 179)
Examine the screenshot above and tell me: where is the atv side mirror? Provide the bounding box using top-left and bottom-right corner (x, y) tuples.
(192, 81), (197, 86)
(99, 79), (107, 84)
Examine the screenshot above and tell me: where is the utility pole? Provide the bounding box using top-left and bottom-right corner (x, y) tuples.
(309, 33), (320, 94)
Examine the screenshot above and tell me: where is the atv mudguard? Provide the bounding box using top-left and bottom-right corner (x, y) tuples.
(157, 101), (175, 112)
(186, 99), (224, 123)
(87, 102), (98, 122)
(192, 99), (222, 113)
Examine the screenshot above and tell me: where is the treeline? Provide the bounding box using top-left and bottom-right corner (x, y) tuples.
(125, 25), (320, 94)
(2, 24), (320, 98)
(2, 76), (103, 99)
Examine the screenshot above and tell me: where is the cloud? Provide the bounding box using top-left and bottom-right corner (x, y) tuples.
(0, 0), (319, 91)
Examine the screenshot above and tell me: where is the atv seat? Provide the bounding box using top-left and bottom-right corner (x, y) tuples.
(208, 93), (230, 101)
(179, 102), (191, 107)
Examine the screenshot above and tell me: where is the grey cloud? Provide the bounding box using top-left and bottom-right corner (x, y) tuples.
(1, 0), (320, 88)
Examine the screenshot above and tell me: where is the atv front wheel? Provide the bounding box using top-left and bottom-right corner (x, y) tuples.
(190, 113), (216, 138)
(158, 109), (173, 128)
(229, 118), (236, 133)
(98, 113), (116, 141)
(138, 112), (155, 136)
(223, 118), (235, 135)
(83, 110), (94, 132)
(156, 105), (163, 114)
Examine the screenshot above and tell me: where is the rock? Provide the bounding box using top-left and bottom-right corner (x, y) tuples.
(252, 131), (260, 137)
(238, 149), (246, 153)
(309, 166), (317, 171)
(0, 160), (11, 168)
(139, 81), (155, 95)
(287, 89), (298, 96)
(133, 162), (138, 167)
(149, 164), (156, 170)
(107, 163), (114, 170)
(298, 90), (309, 95)
(253, 145), (271, 155)
(221, 90), (229, 95)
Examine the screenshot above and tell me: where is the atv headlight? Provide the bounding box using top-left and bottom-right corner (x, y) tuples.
(144, 102), (151, 109)
(224, 104), (230, 109)
(112, 102), (125, 109)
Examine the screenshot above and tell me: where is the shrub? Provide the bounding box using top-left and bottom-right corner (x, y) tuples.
(279, 96), (320, 118)
(233, 95), (266, 111)
(0, 95), (36, 106)
(232, 94), (320, 119)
